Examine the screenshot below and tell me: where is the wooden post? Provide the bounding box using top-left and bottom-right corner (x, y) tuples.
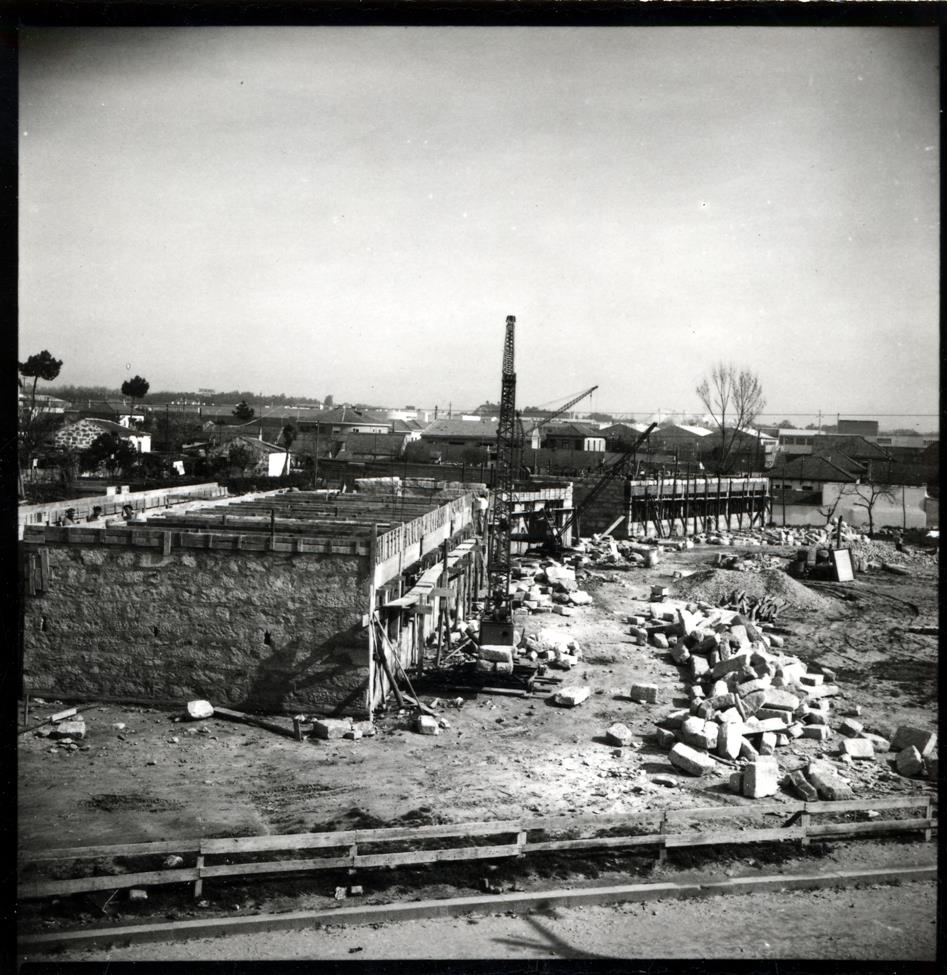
(924, 797), (932, 842)
(657, 809), (668, 863)
(366, 524), (377, 720)
(800, 810), (811, 848)
(194, 846), (205, 899)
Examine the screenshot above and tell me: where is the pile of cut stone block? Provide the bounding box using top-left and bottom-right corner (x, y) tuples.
(641, 593), (910, 799)
(509, 559), (594, 615)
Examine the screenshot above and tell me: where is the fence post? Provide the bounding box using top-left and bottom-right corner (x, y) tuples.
(800, 808), (811, 848)
(657, 810), (668, 863)
(194, 843), (205, 899)
(924, 798), (932, 842)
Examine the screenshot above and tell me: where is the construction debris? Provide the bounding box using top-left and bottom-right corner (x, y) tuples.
(186, 700), (214, 720)
(553, 686), (591, 708)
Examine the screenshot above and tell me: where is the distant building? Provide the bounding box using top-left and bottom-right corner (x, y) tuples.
(540, 422), (606, 452)
(419, 417), (498, 448)
(837, 419), (880, 438)
(334, 432), (410, 461)
(209, 435), (294, 477)
(53, 417), (151, 454)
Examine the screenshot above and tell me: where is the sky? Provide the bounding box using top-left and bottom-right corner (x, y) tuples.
(19, 27), (939, 425)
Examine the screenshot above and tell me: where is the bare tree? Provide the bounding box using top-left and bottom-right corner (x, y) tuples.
(696, 362), (766, 472)
(839, 477), (897, 537)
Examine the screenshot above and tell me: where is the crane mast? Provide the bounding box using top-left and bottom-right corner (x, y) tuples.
(486, 315), (517, 622)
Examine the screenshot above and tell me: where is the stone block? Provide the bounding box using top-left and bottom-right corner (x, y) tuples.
(926, 757), (938, 781)
(787, 769), (819, 801)
(861, 732), (891, 752)
(729, 624), (751, 648)
(804, 710), (829, 726)
(739, 738), (760, 761)
(801, 724), (831, 741)
(841, 737), (874, 760)
(786, 722), (804, 739)
(475, 659), (495, 674)
(708, 692), (739, 712)
(661, 708), (690, 729)
(800, 673), (824, 687)
(742, 756), (779, 798)
(186, 700), (214, 720)
(569, 590), (593, 606)
(758, 732), (777, 756)
(670, 643), (691, 664)
(669, 742), (717, 776)
(710, 680), (729, 698)
(728, 771), (744, 794)
(688, 685), (705, 701)
(762, 689), (800, 712)
(738, 678), (771, 697)
(717, 721), (743, 759)
(710, 652), (752, 680)
(740, 690), (766, 716)
(494, 661), (514, 674)
(554, 685), (591, 708)
(805, 760), (854, 800)
(804, 684), (840, 700)
(479, 645), (514, 664)
(756, 708), (792, 725)
(694, 701), (715, 720)
(756, 717), (791, 733)
(655, 727), (677, 748)
(312, 718), (353, 740)
(690, 656), (710, 678)
(895, 745), (925, 777)
(630, 683), (659, 704)
(716, 707), (742, 725)
(890, 726), (936, 757)
(50, 719), (86, 740)
(605, 722), (634, 747)
(631, 626), (648, 645)
(839, 717), (864, 738)
(416, 715), (439, 735)
(651, 632), (669, 650)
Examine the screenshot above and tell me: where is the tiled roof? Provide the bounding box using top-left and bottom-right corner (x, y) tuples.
(543, 422), (604, 438)
(768, 453), (860, 483)
(318, 406), (390, 425)
(421, 418), (498, 439)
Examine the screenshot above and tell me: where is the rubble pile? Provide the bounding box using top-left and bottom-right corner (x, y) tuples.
(670, 567), (836, 613)
(634, 593), (937, 798)
(686, 526), (843, 548)
(509, 559), (595, 615)
(850, 537), (937, 570)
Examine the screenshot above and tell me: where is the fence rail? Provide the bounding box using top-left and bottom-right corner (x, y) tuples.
(18, 795), (935, 901)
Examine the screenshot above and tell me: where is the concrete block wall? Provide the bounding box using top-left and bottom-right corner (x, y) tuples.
(22, 542), (372, 716)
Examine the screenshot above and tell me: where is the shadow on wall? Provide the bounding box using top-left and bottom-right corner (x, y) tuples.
(238, 623), (369, 716)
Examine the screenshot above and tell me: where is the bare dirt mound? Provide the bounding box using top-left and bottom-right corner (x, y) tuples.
(669, 568), (840, 613)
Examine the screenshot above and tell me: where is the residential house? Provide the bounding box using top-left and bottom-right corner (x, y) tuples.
(768, 453), (927, 529)
(210, 435), (295, 477)
(540, 422), (606, 452)
(599, 422), (649, 452)
(53, 417), (151, 454)
(334, 432), (409, 462)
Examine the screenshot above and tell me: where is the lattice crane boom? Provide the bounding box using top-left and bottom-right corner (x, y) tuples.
(487, 315), (517, 619)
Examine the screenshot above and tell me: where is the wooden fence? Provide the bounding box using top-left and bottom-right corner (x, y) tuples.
(18, 795), (935, 901)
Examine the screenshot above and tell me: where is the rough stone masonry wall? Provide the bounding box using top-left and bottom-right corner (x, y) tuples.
(22, 543), (371, 716)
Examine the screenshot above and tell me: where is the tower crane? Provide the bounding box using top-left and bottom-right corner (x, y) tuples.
(481, 315), (518, 646)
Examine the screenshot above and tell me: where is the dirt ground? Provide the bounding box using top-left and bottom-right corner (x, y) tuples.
(34, 878), (938, 961)
(17, 537), (939, 954)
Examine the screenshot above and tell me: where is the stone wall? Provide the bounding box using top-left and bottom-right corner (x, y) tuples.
(22, 542), (372, 716)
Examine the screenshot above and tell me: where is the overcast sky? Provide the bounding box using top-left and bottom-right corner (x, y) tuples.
(19, 27), (938, 423)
